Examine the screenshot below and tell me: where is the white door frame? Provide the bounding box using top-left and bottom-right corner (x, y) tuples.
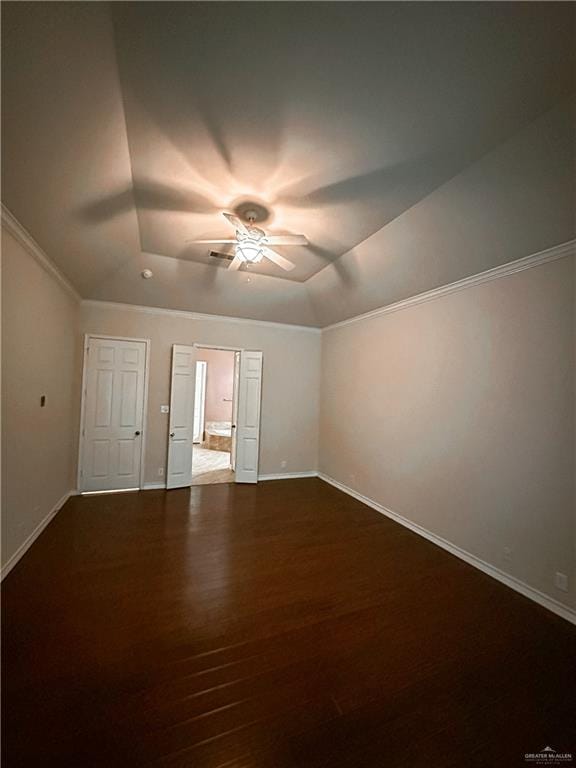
(193, 360), (207, 443)
(77, 334), (151, 492)
(195, 344), (244, 352)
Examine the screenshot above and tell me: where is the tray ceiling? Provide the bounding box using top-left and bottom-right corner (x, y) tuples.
(2, 2), (574, 325)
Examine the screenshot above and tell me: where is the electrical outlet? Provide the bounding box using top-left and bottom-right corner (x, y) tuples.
(160, 405), (169, 414)
(281, 460), (287, 469)
(554, 572), (568, 592)
(158, 467), (164, 477)
(349, 473), (356, 484)
(503, 546), (512, 563)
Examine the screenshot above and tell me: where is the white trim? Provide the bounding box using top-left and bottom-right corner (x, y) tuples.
(1, 490), (76, 580)
(258, 471), (318, 481)
(81, 299), (322, 334)
(1, 204), (81, 302)
(77, 334), (151, 492)
(3, 207), (572, 334)
(323, 239), (576, 332)
(193, 360), (207, 444)
(80, 488), (139, 496)
(318, 473), (576, 626)
(141, 473), (319, 488)
(196, 343), (244, 352)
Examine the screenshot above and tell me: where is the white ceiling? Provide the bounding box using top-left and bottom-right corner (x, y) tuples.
(2, 2), (574, 326)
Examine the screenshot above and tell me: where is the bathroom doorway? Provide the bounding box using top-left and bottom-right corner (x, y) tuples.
(166, 345), (262, 488)
(191, 348), (239, 485)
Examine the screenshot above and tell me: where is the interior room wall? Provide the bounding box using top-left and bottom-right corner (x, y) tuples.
(1, 227), (80, 573)
(79, 302), (321, 482)
(320, 255), (576, 611)
(197, 348), (234, 423)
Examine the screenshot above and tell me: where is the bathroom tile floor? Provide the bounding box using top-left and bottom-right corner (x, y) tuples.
(192, 446), (235, 485)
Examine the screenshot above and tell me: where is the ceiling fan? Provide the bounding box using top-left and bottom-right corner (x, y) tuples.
(189, 211), (308, 272)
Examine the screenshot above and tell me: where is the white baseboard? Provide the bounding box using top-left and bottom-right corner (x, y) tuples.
(318, 473), (576, 626)
(143, 473), (318, 488)
(142, 482), (167, 490)
(1, 490), (76, 580)
(258, 471), (318, 481)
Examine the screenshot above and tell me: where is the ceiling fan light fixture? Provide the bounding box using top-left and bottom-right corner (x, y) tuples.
(236, 243), (264, 263)
(235, 229), (265, 263)
(188, 212), (301, 272)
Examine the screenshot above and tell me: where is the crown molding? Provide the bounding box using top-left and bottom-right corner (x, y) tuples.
(323, 239), (576, 332)
(81, 299), (322, 334)
(4, 200), (572, 333)
(1, 204), (81, 302)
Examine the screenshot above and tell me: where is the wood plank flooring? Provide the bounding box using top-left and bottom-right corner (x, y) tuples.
(2, 478), (575, 767)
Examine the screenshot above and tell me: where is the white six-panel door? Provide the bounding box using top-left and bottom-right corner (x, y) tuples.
(235, 350), (263, 483)
(166, 345), (197, 489)
(81, 338), (147, 492)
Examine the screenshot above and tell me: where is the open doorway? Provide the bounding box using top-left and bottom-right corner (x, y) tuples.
(166, 345), (262, 488)
(191, 348), (239, 485)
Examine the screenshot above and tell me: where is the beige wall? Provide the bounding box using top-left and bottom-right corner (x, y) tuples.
(79, 303), (321, 482)
(320, 255), (576, 609)
(197, 348), (234, 423)
(2, 228), (80, 570)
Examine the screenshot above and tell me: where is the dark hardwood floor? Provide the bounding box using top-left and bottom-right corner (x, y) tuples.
(2, 478), (575, 767)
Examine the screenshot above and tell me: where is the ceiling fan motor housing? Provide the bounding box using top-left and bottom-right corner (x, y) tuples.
(233, 200), (270, 224)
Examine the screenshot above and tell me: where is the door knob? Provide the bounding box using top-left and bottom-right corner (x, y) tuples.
(135, 430), (141, 436)
(170, 432), (175, 437)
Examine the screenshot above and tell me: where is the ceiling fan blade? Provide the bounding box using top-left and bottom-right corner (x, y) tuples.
(223, 212), (248, 234)
(263, 247), (295, 272)
(266, 235), (308, 246)
(228, 254), (244, 271)
(186, 239), (238, 244)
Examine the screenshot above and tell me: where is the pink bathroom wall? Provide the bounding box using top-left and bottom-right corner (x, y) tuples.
(198, 348), (235, 422)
